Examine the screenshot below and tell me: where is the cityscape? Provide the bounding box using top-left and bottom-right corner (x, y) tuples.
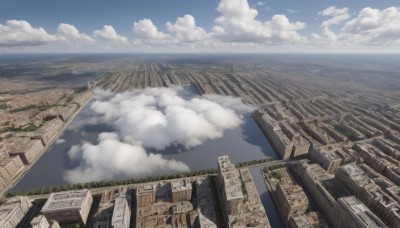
(1, 0), (400, 228)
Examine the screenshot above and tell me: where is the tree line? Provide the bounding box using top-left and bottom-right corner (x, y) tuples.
(7, 157), (276, 197)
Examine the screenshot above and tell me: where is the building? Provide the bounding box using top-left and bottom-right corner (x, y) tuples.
(291, 135), (310, 158)
(55, 104), (78, 122)
(280, 122), (310, 157)
(288, 212), (327, 228)
(30, 215), (60, 228)
(9, 139), (43, 164)
(217, 155), (244, 216)
(254, 110), (293, 159)
(93, 187), (129, 228)
(171, 178), (192, 202)
(111, 187), (131, 228)
(0, 196), (32, 228)
(310, 147), (342, 173)
(335, 163), (400, 227)
(0, 155), (24, 183)
(30, 119), (64, 146)
(295, 160), (348, 228)
(337, 196), (387, 228)
(136, 184), (155, 208)
(72, 92), (92, 107)
(41, 189), (93, 225)
(274, 168), (309, 222)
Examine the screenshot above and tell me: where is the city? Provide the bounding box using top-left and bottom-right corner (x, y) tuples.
(1, 0), (400, 227)
(0, 55), (399, 227)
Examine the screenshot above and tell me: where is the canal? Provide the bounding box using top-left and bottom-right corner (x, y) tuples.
(250, 167), (284, 228)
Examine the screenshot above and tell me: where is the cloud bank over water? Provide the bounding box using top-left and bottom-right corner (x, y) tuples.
(64, 87), (252, 183)
(64, 132), (189, 183)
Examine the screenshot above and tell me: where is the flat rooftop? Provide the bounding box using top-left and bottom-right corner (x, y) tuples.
(137, 184), (155, 194)
(41, 189), (90, 212)
(171, 178), (192, 192)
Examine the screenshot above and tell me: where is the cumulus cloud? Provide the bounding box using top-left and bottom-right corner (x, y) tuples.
(94, 25), (129, 45)
(166, 15), (209, 43)
(313, 6), (400, 47)
(212, 0), (306, 43)
(64, 87), (249, 183)
(90, 87), (244, 149)
(319, 6), (350, 27)
(57, 23), (94, 44)
(340, 7), (400, 45)
(0, 20), (58, 47)
(64, 132), (189, 183)
(133, 19), (172, 45)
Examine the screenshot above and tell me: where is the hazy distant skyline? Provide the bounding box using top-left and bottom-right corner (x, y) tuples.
(1, 0), (400, 53)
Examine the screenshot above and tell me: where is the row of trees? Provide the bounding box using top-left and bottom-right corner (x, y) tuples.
(7, 158), (278, 197)
(235, 157), (276, 168)
(7, 168), (218, 197)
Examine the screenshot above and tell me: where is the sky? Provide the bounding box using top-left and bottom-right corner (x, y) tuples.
(0, 0), (400, 53)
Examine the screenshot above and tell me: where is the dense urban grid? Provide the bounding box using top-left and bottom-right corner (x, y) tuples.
(1, 55), (400, 227)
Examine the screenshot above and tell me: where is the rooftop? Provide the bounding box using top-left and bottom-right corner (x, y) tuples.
(171, 178), (192, 192)
(137, 184), (155, 194)
(340, 163), (365, 177)
(41, 189), (90, 212)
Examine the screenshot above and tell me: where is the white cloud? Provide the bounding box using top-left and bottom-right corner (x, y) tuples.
(166, 15), (209, 43)
(55, 139), (66, 145)
(64, 87), (250, 183)
(64, 132), (189, 183)
(340, 7), (400, 45)
(0, 20), (58, 47)
(57, 23), (94, 44)
(89, 87), (245, 149)
(313, 6), (400, 47)
(133, 19), (172, 45)
(211, 0), (306, 43)
(319, 6), (350, 27)
(93, 25), (129, 46)
(267, 15), (306, 43)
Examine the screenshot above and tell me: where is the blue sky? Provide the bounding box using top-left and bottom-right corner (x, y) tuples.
(1, 0), (399, 52)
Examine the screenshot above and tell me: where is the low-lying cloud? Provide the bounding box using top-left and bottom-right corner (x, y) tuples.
(64, 132), (189, 183)
(64, 87), (251, 183)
